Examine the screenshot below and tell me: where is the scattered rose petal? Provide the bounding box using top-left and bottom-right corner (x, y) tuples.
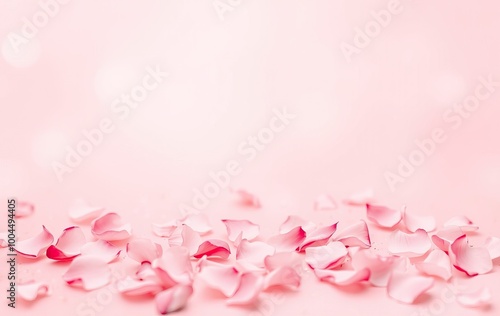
(152, 220), (178, 238)
(387, 271), (434, 304)
(305, 241), (348, 270)
(268, 227), (306, 252)
(279, 215), (316, 234)
(17, 281), (50, 301)
(343, 189), (374, 205)
(63, 256), (111, 290)
(351, 250), (407, 287)
(236, 240), (275, 267)
(126, 238), (163, 264)
(415, 249), (452, 280)
(366, 204), (402, 228)
(456, 288), (492, 308)
(153, 246), (193, 287)
(314, 268), (370, 286)
(117, 276), (163, 296)
(193, 239), (231, 259)
(15, 226), (54, 258)
(68, 199), (104, 223)
(0, 232), (9, 248)
(91, 212), (132, 241)
(314, 194), (337, 210)
(484, 236), (500, 260)
(17, 201), (35, 218)
(180, 225), (202, 256)
(431, 226), (465, 252)
(402, 207), (436, 232)
(232, 189), (261, 208)
(333, 220), (371, 248)
(222, 219), (260, 242)
(226, 272), (264, 305)
(264, 252), (303, 273)
(181, 214), (212, 235)
(264, 266), (301, 289)
(80, 240), (121, 263)
(155, 284), (193, 315)
(449, 235), (492, 276)
(444, 216), (479, 231)
(46, 226), (86, 261)
(198, 262), (241, 297)
(388, 229), (431, 257)
(299, 222), (338, 251)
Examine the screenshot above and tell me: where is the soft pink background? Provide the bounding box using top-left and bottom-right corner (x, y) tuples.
(1, 1), (500, 315)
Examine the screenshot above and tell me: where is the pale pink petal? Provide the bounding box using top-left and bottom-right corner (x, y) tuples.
(17, 281), (50, 301)
(402, 207), (436, 232)
(68, 199), (104, 223)
(343, 189), (374, 205)
(431, 226), (465, 252)
(226, 272), (264, 305)
(136, 262), (161, 281)
(1, 232), (10, 248)
(152, 220), (178, 238)
(222, 219), (260, 242)
(484, 236), (500, 260)
(314, 194), (337, 210)
(193, 239), (231, 259)
(234, 260), (267, 274)
(305, 241), (348, 270)
(333, 220), (371, 248)
(388, 229), (431, 257)
(351, 250), (407, 287)
(264, 252), (303, 272)
(387, 271), (434, 304)
(80, 240), (121, 263)
(17, 201), (35, 218)
(456, 288), (492, 308)
(15, 226), (54, 258)
(126, 238), (163, 264)
(180, 225), (202, 256)
(155, 284), (193, 315)
(116, 276), (163, 296)
(152, 246), (193, 287)
(236, 240), (275, 267)
(232, 189), (261, 208)
(314, 268), (370, 286)
(449, 235), (492, 276)
(366, 204), (402, 228)
(268, 227), (306, 252)
(46, 226), (86, 261)
(263, 266), (301, 289)
(444, 216), (479, 231)
(63, 256), (111, 290)
(279, 215), (316, 234)
(180, 213), (212, 235)
(415, 249), (452, 280)
(299, 222), (338, 251)
(91, 212), (132, 241)
(198, 262), (241, 297)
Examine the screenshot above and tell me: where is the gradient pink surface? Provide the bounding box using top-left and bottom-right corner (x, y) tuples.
(1, 0), (500, 315)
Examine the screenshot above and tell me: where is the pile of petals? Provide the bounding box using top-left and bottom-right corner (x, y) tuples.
(7, 198), (500, 314)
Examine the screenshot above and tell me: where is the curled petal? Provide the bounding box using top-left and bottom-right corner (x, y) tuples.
(314, 268), (370, 286)
(153, 246), (193, 287)
(264, 266), (301, 289)
(351, 250), (407, 287)
(268, 227), (306, 252)
(117, 276), (163, 296)
(431, 226), (465, 252)
(15, 226), (54, 258)
(236, 240), (275, 267)
(279, 215), (316, 234)
(415, 249), (452, 280)
(46, 226), (86, 261)
(17, 281), (50, 301)
(449, 235), (492, 276)
(193, 239), (231, 259)
(387, 271), (434, 304)
(402, 207), (436, 232)
(222, 219), (260, 242)
(152, 220), (178, 238)
(485, 236), (500, 260)
(264, 252), (303, 272)
(63, 256), (111, 290)
(314, 194), (337, 210)
(126, 238), (163, 264)
(17, 201), (35, 218)
(333, 220), (371, 248)
(366, 204), (401, 228)
(68, 199), (104, 223)
(388, 229), (431, 257)
(444, 216), (478, 231)
(226, 272), (264, 305)
(305, 241), (348, 270)
(155, 284), (193, 315)
(80, 240), (121, 263)
(91, 213), (131, 241)
(456, 288), (492, 308)
(232, 189), (261, 208)
(343, 189), (374, 205)
(198, 262), (241, 297)
(299, 222), (338, 251)
(180, 214), (212, 235)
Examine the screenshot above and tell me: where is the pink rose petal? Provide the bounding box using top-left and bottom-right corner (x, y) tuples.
(91, 212), (132, 241)
(46, 226), (86, 261)
(180, 213), (212, 235)
(402, 207), (436, 232)
(116, 276), (163, 296)
(298, 222), (338, 251)
(333, 220), (371, 248)
(387, 271), (434, 304)
(305, 241), (348, 270)
(68, 199), (104, 223)
(279, 215), (316, 234)
(17, 281), (50, 301)
(444, 216), (479, 231)
(232, 189), (261, 208)
(63, 256), (111, 290)
(222, 219), (260, 242)
(236, 240), (275, 267)
(351, 250), (407, 287)
(484, 236), (500, 260)
(263, 266), (301, 289)
(226, 272), (264, 305)
(314, 268), (370, 286)
(155, 284), (193, 315)
(449, 235), (492, 276)
(180, 225), (202, 256)
(343, 189), (374, 205)
(264, 252), (303, 273)
(193, 239), (231, 259)
(15, 226), (54, 258)
(415, 249), (452, 280)
(1, 232), (9, 248)
(80, 240), (121, 263)
(17, 201), (35, 218)
(431, 226), (465, 252)
(314, 194), (337, 210)
(152, 246), (193, 287)
(152, 220), (178, 238)
(366, 204), (402, 228)
(126, 238), (163, 264)
(268, 226), (306, 252)
(456, 288), (492, 308)
(198, 262), (241, 297)
(388, 229), (431, 257)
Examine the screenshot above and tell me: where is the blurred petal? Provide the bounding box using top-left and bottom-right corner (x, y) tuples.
(431, 226), (465, 252)
(117, 276), (163, 296)
(232, 189), (261, 208)
(449, 235), (492, 276)
(415, 249), (452, 280)
(180, 214), (212, 235)
(264, 266), (301, 289)
(351, 250), (407, 287)
(80, 240), (121, 263)
(152, 220), (178, 238)
(193, 239), (231, 259)
(17, 201), (35, 218)
(15, 226), (54, 258)
(456, 288), (492, 308)
(17, 281), (50, 301)
(305, 241), (348, 270)
(236, 240), (275, 267)
(366, 204), (401, 228)
(343, 189), (374, 205)
(46, 226), (86, 261)
(402, 207), (436, 232)
(91, 212), (131, 241)
(299, 222), (338, 251)
(68, 199), (104, 223)
(314, 268), (370, 286)
(387, 271), (434, 304)
(126, 238), (163, 264)
(198, 262), (241, 297)
(0, 232), (8, 248)
(279, 215), (315, 234)
(264, 252), (303, 272)
(444, 216), (478, 231)
(226, 272), (264, 305)
(484, 236), (500, 260)
(314, 194), (337, 210)
(155, 285), (193, 315)
(388, 229), (431, 257)
(334, 220), (371, 248)
(222, 219), (260, 242)
(63, 256), (111, 290)
(268, 226), (306, 252)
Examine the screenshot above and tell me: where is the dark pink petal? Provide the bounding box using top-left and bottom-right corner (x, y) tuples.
(155, 284), (193, 315)
(15, 226), (54, 258)
(232, 189), (261, 208)
(91, 212), (132, 241)
(126, 238), (163, 264)
(268, 227), (306, 252)
(343, 189), (374, 206)
(305, 241), (348, 270)
(68, 199), (104, 223)
(198, 262), (241, 297)
(298, 222), (338, 251)
(388, 229), (431, 257)
(152, 246), (193, 287)
(351, 250), (407, 287)
(444, 216), (478, 231)
(226, 272), (264, 305)
(263, 266), (301, 289)
(485, 237), (500, 260)
(116, 276), (163, 296)
(63, 256), (111, 290)
(314, 194), (337, 210)
(193, 239), (231, 259)
(46, 226), (86, 261)
(279, 215), (315, 234)
(80, 240), (121, 263)
(415, 249), (452, 280)
(387, 271), (434, 304)
(449, 235), (492, 276)
(333, 220), (371, 248)
(152, 220), (178, 238)
(180, 214), (212, 235)
(236, 240), (275, 267)
(314, 268), (370, 286)
(431, 226), (465, 252)
(17, 281), (50, 301)
(366, 204), (402, 228)
(17, 201), (35, 218)
(456, 288), (492, 308)
(222, 219), (260, 242)
(402, 207), (436, 232)
(264, 252), (303, 272)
